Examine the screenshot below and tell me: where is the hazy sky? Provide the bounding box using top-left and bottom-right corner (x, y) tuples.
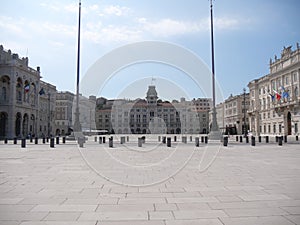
(1, 0), (299, 102)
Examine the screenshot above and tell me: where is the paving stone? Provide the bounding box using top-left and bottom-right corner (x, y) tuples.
(220, 215), (295, 225)
(165, 219), (223, 225)
(1, 139), (300, 224)
(149, 211), (174, 220)
(78, 211), (148, 221)
(173, 210), (228, 219)
(30, 204), (97, 212)
(43, 212), (81, 221)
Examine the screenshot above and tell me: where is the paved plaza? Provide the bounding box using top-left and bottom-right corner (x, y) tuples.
(0, 136), (300, 225)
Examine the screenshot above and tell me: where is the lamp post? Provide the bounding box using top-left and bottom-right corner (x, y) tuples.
(73, 0), (82, 133)
(243, 88), (247, 137)
(47, 92), (51, 137)
(208, 0), (222, 140)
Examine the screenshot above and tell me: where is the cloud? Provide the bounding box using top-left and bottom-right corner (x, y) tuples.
(103, 5), (131, 17)
(138, 17), (240, 37)
(0, 16), (26, 36)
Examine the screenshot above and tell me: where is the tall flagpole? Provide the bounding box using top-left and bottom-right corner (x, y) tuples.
(208, 0), (221, 140)
(74, 0), (82, 133)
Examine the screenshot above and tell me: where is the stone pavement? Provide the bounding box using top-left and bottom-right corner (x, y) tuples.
(0, 136), (300, 225)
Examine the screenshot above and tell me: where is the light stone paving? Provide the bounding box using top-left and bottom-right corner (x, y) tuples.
(0, 135), (300, 225)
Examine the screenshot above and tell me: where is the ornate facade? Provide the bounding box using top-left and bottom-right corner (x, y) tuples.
(55, 91), (74, 136)
(0, 45), (57, 139)
(224, 93), (250, 135)
(95, 85), (210, 134)
(248, 44), (300, 136)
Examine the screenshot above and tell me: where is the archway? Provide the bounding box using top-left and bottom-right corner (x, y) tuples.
(22, 113), (29, 137)
(15, 112), (22, 137)
(0, 112), (8, 138)
(287, 111), (292, 135)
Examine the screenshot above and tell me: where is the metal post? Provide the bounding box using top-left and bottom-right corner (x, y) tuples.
(208, 0), (221, 140)
(243, 88), (247, 137)
(73, 0), (82, 132)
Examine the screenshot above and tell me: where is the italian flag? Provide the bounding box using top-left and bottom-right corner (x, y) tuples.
(24, 84), (30, 93)
(273, 89), (281, 101)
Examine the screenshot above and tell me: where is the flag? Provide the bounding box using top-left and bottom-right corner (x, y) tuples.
(269, 93), (275, 101)
(39, 88), (45, 95)
(276, 93), (281, 101)
(273, 89), (281, 101)
(282, 90), (289, 99)
(24, 84), (30, 93)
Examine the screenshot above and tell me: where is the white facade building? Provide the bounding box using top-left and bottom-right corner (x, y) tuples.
(248, 44), (300, 136)
(96, 86), (211, 134)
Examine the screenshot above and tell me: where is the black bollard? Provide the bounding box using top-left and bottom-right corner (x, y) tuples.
(99, 136), (102, 144)
(205, 136), (208, 144)
(251, 136), (255, 146)
(296, 136), (299, 141)
(56, 137), (59, 145)
(265, 136), (269, 143)
(127, 136), (129, 142)
(284, 135), (287, 143)
(240, 136), (243, 143)
(78, 137), (84, 148)
(47, 137), (49, 143)
(223, 136), (228, 146)
(62, 136), (66, 144)
(246, 136), (249, 143)
(174, 136), (177, 142)
(167, 137), (171, 147)
(30, 137), (33, 143)
(35, 137), (38, 144)
(103, 137), (106, 143)
(13, 137), (17, 144)
(278, 136), (282, 146)
(109, 137), (113, 148)
(141, 136), (145, 144)
(50, 138), (55, 148)
(120, 136), (125, 144)
(236, 136), (238, 142)
(190, 136), (192, 142)
(258, 136), (261, 143)
(4, 138), (8, 144)
(276, 136), (278, 142)
(195, 137), (199, 147)
(201, 136), (204, 143)
(138, 138), (142, 147)
(94, 136), (97, 142)
(21, 138), (26, 148)
(162, 136), (166, 144)
(43, 137), (46, 144)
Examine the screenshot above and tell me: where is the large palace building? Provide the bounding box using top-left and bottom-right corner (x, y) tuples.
(95, 85), (211, 134)
(248, 44), (300, 136)
(0, 45), (57, 139)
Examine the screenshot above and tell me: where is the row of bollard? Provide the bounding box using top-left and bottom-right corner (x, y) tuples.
(228, 134), (299, 147)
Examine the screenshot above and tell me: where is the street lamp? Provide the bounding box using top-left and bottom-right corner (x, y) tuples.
(243, 88), (247, 137)
(208, 0), (222, 140)
(73, 0), (82, 133)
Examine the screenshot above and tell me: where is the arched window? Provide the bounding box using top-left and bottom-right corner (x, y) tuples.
(2, 87), (6, 101)
(16, 78), (23, 103)
(0, 76), (10, 103)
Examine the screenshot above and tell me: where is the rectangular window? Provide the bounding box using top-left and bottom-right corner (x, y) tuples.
(273, 124), (276, 133)
(279, 124), (282, 133)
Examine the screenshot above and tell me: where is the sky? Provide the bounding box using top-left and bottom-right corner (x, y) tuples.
(1, 0), (300, 103)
